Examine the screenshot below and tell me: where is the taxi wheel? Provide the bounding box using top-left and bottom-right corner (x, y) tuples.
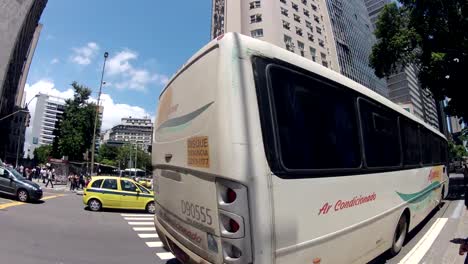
(88, 199), (102, 212)
(146, 201), (156, 214)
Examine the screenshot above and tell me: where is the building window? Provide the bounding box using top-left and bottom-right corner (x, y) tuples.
(281, 7), (289, 16)
(303, 9), (310, 17)
(249, 0), (261, 9)
(311, 4), (317, 11)
(284, 35), (294, 52)
(316, 26), (322, 34)
(318, 39), (324, 47)
(280, 0), (286, 3)
(292, 2), (298, 11)
(310, 47), (316, 61)
(307, 32), (314, 42)
(294, 14), (301, 23)
(282, 20), (291, 30)
(251, 28), (264, 38)
(250, 14), (262, 23)
(322, 61), (329, 67)
(306, 20), (312, 30)
(302, 0), (307, 5)
(320, 52), (326, 60)
(295, 26), (303, 36)
(314, 15), (320, 23)
(298, 41), (305, 56)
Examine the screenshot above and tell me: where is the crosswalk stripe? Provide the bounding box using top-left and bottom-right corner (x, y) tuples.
(146, 241), (163, 248)
(156, 252), (175, 260)
(124, 217), (153, 221)
(138, 233), (159, 238)
(128, 222), (154, 226)
(121, 213), (152, 217)
(133, 227), (156, 231)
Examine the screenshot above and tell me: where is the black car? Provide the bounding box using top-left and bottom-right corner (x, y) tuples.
(0, 166), (42, 202)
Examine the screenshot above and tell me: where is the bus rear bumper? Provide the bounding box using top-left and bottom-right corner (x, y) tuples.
(155, 216), (213, 264)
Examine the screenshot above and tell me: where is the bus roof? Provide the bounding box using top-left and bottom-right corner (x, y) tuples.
(159, 32), (446, 140)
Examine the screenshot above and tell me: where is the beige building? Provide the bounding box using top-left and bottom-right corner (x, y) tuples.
(211, 0), (340, 72)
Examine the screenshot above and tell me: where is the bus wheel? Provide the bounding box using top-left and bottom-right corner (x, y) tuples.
(438, 188), (445, 209)
(390, 214), (408, 256)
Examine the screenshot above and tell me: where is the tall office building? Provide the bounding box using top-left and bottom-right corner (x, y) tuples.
(364, 0), (440, 129)
(106, 117), (153, 153)
(211, 0), (387, 96)
(29, 94), (66, 155)
(325, 0), (387, 96)
(211, 0), (340, 71)
(0, 0), (47, 163)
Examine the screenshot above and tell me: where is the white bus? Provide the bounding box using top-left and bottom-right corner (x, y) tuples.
(152, 33), (449, 264)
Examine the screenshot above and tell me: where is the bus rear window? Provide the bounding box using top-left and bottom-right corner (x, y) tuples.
(267, 65), (361, 170)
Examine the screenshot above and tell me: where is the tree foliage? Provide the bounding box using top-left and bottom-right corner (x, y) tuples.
(370, 1), (468, 122)
(98, 143), (152, 172)
(33, 145), (52, 164)
(52, 82), (99, 161)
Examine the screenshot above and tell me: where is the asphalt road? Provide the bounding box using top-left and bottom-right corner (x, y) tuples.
(0, 191), (177, 264)
(0, 174), (466, 264)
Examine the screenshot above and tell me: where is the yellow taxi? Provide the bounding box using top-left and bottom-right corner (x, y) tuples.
(83, 176), (155, 214)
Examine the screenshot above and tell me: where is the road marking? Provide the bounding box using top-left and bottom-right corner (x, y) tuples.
(133, 227), (156, 231)
(156, 252), (175, 260)
(138, 233), (159, 238)
(0, 194), (65, 210)
(121, 213), (152, 217)
(128, 221), (154, 225)
(451, 200), (464, 219)
(124, 217), (153, 221)
(146, 241), (163, 247)
(399, 217), (448, 264)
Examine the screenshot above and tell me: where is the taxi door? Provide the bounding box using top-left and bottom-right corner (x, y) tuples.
(119, 179), (144, 209)
(100, 178), (121, 208)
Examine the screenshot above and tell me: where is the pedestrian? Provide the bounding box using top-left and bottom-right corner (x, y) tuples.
(74, 174), (80, 190)
(45, 168), (54, 188)
(41, 167), (47, 183)
(26, 168), (33, 181)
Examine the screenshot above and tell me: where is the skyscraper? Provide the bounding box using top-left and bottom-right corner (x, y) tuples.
(0, 0), (47, 163)
(211, 0), (387, 96)
(325, 0), (388, 96)
(364, 0), (440, 129)
(211, 0), (340, 71)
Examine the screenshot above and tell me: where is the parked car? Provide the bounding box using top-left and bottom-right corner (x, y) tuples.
(0, 166), (43, 202)
(83, 176), (155, 213)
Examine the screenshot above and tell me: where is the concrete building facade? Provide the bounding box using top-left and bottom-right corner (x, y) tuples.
(29, 94), (66, 155)
(364, 0), (440, 129)
(211, 0), (340, 71)
(106, 117), (153, 152)
(0, 0), (47, 163)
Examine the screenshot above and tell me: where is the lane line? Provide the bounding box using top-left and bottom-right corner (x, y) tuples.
(124, 217), (153, 221)
(0, 194), (65, 210)
(146, 241), (163, 248)
(451, 200), (464, 219)
(398, 217), (448, 264)
(133, 227), (156, 231)
(157, 252), (175, 260)
(128, 221), (154, 225)
(121, 213), (152, 217)
(138, 233), (159, 238)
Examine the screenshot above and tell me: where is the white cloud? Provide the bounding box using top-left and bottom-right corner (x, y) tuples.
(50, 58), (59, 64)
(105, 49), (168, 91)
(23, 79), (152, 155)
(70, 42), (99, 65)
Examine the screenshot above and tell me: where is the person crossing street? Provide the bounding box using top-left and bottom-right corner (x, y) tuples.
(45, 168), (54, 188)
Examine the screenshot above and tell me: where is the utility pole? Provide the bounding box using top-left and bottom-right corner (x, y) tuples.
(90, 52), (108, 176)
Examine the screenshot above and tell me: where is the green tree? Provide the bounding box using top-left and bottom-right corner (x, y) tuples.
(116, 144), (152, 172)
(96, 144), (120, 166)
(33, 145), (52, 164)
(370, 1), (468, 122)
(52, 82), (99, 161)
(448, 140), (467, 160)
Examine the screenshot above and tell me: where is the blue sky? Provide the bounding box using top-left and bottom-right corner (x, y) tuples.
(25, 0), (212, 130)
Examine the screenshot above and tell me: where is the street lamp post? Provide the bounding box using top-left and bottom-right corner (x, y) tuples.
(90, 52), (108, 176)
(15, 94), (39, 167)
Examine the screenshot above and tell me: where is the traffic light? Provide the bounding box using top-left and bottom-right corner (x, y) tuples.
(24, 113), (31, 127)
